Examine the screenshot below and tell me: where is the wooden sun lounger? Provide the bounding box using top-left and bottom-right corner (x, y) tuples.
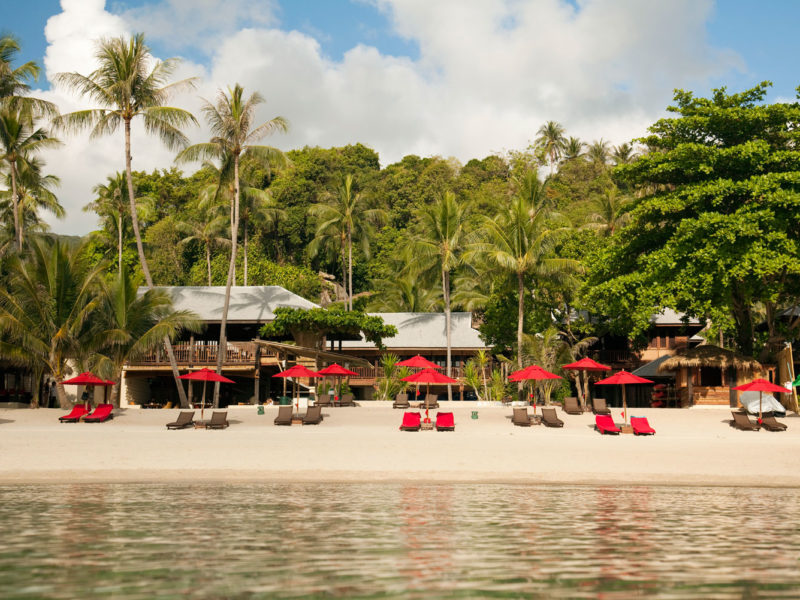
(206, 411), (229, 429)
(595, 415), (621, 435)
(166, 411), (195, 430)
(435, 412), (455, 431)
(274, 405), (293, 426)
(424, 394), (439, 409)
(337, 393), (355, 407)
(315, 395), (332, 407)
(303, 405), (323, 425)
(393, 393), (410, 409)
(563, 397), (583, 415)
(761, 415), (787, 432)
(592, 397), (611, 415)
(731, 411), (760, 431)
(541, 407), (564, 428)
(59, 404), (89, 423)
(512, 407), (532, 426)
(630, 416), (656, 435)
(84, 404), (113, 423)
(400, 411), (421, 431)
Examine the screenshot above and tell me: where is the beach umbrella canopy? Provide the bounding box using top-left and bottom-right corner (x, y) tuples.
(61, 372), (115, 386)
(396, 355), (442, 370)
(562, 357), (611, 371)
(317, 364), (358, 376)
(179, 368), (235, 420)
(402, 368), (457, 420)
(595, 370), (654, 426)
(273, 365), (320, 411)
(509, 365), (561, 412)
(733, 378), (788, 421)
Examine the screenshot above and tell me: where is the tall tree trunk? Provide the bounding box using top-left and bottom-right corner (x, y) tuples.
(517, 270), (525, 398)
(243, 223), (248, 286)
(56, 382), (70, 410)
(214, 153), (240, 407)
(10, 163), (21, 252)
(347, 226), (353, 311)
(124, 119), (187, 407)
(117, 213), (123, 275)
(443, 268), (452, 402)
(206, 244), (212, 285)
(341, 241), (347, 305)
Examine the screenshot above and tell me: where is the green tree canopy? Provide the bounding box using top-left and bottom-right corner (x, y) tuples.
(260, 306), (397, 349)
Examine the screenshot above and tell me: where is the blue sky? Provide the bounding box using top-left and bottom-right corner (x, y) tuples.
(10, 0), (800, 100)
(7, 0), (800, 235)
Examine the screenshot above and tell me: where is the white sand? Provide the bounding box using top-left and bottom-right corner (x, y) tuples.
(1, 403), (798, 486)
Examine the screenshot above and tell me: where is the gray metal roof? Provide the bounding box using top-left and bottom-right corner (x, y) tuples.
(340, 312), (487, 350)
(147, 286), (318, 323)
(632, 354), (674, 379)
(650, 309), (700, 325)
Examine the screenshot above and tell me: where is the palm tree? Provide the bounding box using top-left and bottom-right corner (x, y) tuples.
(0, 238), (104, 408)
(0, 34), (57, 117)
(309, 174), (385, 310)
(612, 142), (636, 165)
(587, 139), (611, 165)
(470, 170), (579, 368)
(0, 106), (61, 251)
(521, 327), (572, 405)
(585, 187), (631, 236)
(85, 173), (129, 274)
(54, 33), (198, 407)
(178, 196), (229, 285)
(0, 156), (62, 246)
(91, 265), (201, 406)
(175, 83), (287, 406)
(535, 121), (566, 175)
(563, 136), (584, 160)
(368, 272), (441, 312)
(409, 191), (470, 401)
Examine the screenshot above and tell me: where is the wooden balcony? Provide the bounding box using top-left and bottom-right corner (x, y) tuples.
(128, 341), (261, 367)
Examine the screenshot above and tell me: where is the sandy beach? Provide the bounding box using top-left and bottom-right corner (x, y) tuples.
(1, 403), (799, 487)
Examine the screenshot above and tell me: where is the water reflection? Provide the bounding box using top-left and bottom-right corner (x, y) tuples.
(1, 483), (799, 598)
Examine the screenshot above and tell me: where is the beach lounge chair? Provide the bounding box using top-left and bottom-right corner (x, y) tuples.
(512, 407), (532, 426)
(274, 405), (293, 426)
(166, 411), (195, 430)
(303, 405), (323, 425)
(731, 411), (760, 431)
(206, 411), (229, 429)
(84, 404), (113, 423)
(761, 415), (787, 432)
(630, 416), (655, 435)
(563, 397), (583, 415)
(338, 393), (355, 407)
(59, 404), (89, 423)
(315, 395), (332, 407)
(393, 393), (410, 409)
(435, 412), (455, 431)
(541, 407), (564, 428)
(400, 412), (421, 431)
(595, 414), (621, 435)
(424, 394), (439, 409)
(592, 397), (611, 415)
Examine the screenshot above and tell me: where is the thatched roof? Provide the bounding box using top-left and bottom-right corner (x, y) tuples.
(657, 345), (762, 373)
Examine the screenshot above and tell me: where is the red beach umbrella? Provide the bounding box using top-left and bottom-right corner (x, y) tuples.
(402, 368), (458, 421)
(562, 357), (612, 410)
(595, 370), (654, 426)
(396, 355), (442, 370)
(733, 378), (788, 421)
(317, 364), (358, 404)
(180, 368), (235, 420)
(273, 365), (320, 411)
(508, 365), (561, 413)
(61, 372), (116, 407)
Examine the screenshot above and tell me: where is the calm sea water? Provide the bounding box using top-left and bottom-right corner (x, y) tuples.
(1, 483), (799, 598)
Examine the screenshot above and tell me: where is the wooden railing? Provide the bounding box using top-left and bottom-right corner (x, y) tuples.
(594, 350), (638, 365)
(347, 365), (486, 381)
(129, 341), (259, 367)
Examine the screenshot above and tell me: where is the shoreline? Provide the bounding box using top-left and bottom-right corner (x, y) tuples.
(2, 404), (799, 487)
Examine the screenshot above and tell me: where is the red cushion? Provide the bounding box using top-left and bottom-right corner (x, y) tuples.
(630, 417), (655, 434)
(400, 412), (421, 428)
(435, 412), (454, 428)
(596, 415), (620, 433)
(59, 406), (88, 420)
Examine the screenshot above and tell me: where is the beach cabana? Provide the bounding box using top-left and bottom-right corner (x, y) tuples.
(657, 345), (766, 408)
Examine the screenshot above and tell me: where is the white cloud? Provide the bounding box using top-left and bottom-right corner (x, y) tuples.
(30, 0), (743, 235)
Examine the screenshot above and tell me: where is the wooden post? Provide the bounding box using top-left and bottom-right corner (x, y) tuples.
(254, 368), (260, 405)
(687, 368), (694, 407)
(189, 334), (195, 367)
(788, 344), (799, 412)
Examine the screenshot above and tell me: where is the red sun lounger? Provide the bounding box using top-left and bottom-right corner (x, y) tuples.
(630, 417), (655, 435)
(595, 415), (621, 435)
(400, 411), (421, 431)
(84, 403), (114, 423)
(59, 405), (89, 423)
(435, 412), (455, 431)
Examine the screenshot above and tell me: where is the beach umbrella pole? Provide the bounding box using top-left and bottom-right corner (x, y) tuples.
(622, 385), (628, 425)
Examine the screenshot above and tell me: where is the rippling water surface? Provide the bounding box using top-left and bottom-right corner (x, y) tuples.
(1, 483), (799, 598)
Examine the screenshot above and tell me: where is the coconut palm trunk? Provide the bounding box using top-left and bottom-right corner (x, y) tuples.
(10, 163), (21, 251)
(124, 118), (188, 407)
(214, 152), (240, 407)
(206, 245), (212, 285)
(243, 223), (248, 286)
(442, 267), (453, 402)
(117, 212), (123, 274)
(347, 224), (353, 311)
